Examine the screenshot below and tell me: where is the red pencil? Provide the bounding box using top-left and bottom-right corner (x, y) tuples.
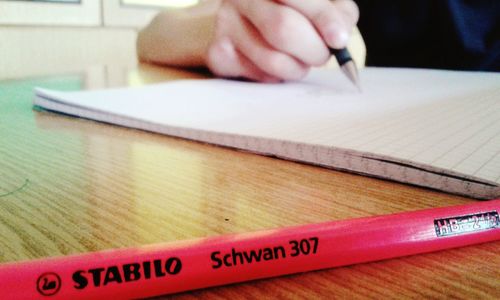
(1, 200), (498, 299)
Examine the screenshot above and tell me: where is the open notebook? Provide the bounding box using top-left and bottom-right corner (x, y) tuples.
(34, 68), (500, 199)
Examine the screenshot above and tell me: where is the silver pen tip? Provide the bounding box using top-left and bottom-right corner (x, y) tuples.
(340, 61), (361, 92)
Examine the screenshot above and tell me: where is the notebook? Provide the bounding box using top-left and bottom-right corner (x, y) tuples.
(33, 68), (500, 199)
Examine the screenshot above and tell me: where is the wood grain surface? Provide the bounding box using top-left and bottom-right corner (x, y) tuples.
(0, 63), (498, 299)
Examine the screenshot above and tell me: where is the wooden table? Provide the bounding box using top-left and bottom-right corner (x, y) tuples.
(0, 63), (498, 299)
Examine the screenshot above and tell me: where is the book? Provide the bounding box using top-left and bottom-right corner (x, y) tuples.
(33, 68), (500, 199)
(1, 200), (498, 299)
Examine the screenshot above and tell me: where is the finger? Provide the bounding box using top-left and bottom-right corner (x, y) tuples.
(275, 0), (359, 49)
(228, 0), (330, 66)
(228, 6), (310, 81)
(276, 0), (359, 26)
(207, 37), (280, 83)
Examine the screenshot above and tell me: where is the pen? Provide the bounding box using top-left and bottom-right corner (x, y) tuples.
(0, 200), (498, 299)
(331, 47), (361, 90)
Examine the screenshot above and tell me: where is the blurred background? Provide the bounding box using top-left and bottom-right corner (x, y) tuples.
(0, 0), (365, 83)
(0, 0), (200, 80)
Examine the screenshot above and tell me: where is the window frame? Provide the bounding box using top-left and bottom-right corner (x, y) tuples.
(103, 0), (200, 28)
(102, 0), (161, 28)
(0, 0), (101, 26)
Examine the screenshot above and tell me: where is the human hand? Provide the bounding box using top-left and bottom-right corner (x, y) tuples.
(206, 0), (359, 82)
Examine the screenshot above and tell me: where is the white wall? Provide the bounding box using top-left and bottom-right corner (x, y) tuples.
(0, 27), (138, 80)
(0, 0), (156, 80)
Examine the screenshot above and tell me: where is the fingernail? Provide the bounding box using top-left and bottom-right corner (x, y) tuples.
(325, 22), (349, 48)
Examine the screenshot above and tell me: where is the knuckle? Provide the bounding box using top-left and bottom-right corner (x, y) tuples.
(264, 53), (288, 77)
(311, 50), (331, 66)
(207, 42), (223, 65)
(264, 53), (307, 80)
(286, 67), (309, 81)
(291, 66), (309, 80)
(266, 9), (296, 46)
(207, 40), (235, 76)
(336, 0), (360, 24)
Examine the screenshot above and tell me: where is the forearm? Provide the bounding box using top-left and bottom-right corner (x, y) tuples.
(137, 1), (220, 67)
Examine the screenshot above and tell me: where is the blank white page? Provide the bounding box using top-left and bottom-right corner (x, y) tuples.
(34, 68), (500, 198)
